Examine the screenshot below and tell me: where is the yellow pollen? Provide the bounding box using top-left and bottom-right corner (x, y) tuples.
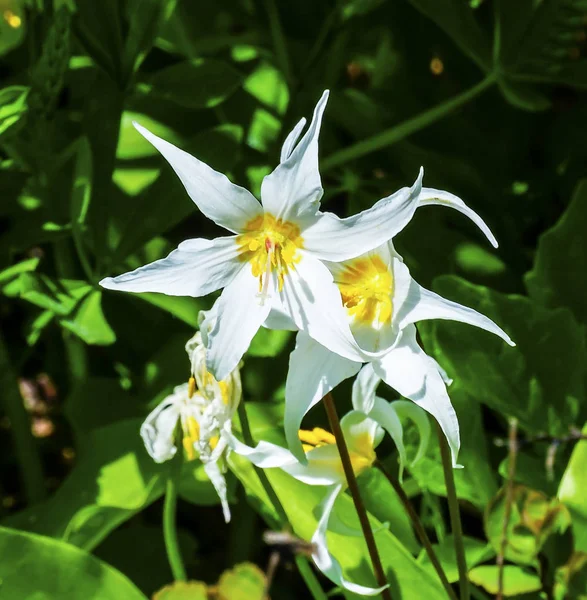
(188, 376), (196, 398)
(237, 213), (303, 297)
(3, 10), (21, 28)
(182, 416), (200, 461)
(335, 255), (393, 327)
(298, 427), (336, 447)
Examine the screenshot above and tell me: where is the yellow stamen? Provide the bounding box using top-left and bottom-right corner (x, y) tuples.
(335, 255), (393, 327)
(209, 434), (219, 450)
(188, 376), (196, 398)
(298, 427), (337, 447)
(182, 416), (200, 461)
(237, 213), (303, 302)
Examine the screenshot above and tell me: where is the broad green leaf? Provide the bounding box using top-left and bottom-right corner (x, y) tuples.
(216, 562), (266, 600)
(61, 290), (116, 345)
(153, 581), (208, 600)
(468, 565), (542, 596)
(0, 526), (148, 599)
(244, 62), (288, 114)
(178, 461), (230, 507)
(525, 179), (587, 325)
(427, 276), (587, 435)
(135, 293), (204, 328)
(559, 426), (587, 552)
(497, 77), (552, 112)
(145, 59), (244, 109)
(0, 257), (39, 288)
(0, 85), (28, 137)
(407, 0), (491, 71)
(248, 327), (291, 358)
(418, 536), (494, 583)
(116, 112), (181, 160)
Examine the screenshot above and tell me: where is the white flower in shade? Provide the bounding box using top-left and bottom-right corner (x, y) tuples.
(282, 200), (515, 466)
(223, 401), (429, 596)
(140, 332), (241, 522)
(99, 90), (452, 381)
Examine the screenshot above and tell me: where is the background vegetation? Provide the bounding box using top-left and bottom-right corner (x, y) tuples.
(1, 0), (587, 598)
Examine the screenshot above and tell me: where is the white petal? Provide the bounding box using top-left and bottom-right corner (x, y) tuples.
(393, 260), (515, 347)
(100, 236), (241, 297)
(373, 326), (461, 467)
(263, 304), (298, 331)
(340, 410), (381, 456)
(391, 400), (431, 467)
(140, 386), (184, 463)
(367, 397), (408, 477)
(283, 444), (346, 486)
(223, 428), (298, 468)
(133, 122), (262, 233)
(302, 168), (423, 262)
(285, 332), (361, 462)
(280, 117), (306, 162)
(206, 263), (272, 380)
(352, 363), (381, 414)
(260, 91), (328, 222)
(312, 484), (388, 596)
(203, 461), (231, 523)
(419, 187), (498, 248)
(281, 253), (370, 364)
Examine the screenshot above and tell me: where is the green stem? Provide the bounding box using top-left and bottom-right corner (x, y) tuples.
(237, 402), (326, 600)
(321, 74), (497, 171)
(323, 393), (392, 599)
(263, 0), (294, 87)
(437, 425), (469, 600)
(376, 461), (458, 600)
(0, 330), (46, 503)
(163, 476), (187, 581)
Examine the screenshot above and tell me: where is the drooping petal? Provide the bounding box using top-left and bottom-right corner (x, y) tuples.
(223, 427), (299, 469)
(203, 461), (231, 523)
(206, 263), (272, 380)
(133, 123), (262, 233)
(340, 410), (381, 457)
(302, 169), (423, 262)
(366, 397), (407, 477)
(140, 386), (184, 463)
(285, 332), (361, 462)
(372, 326), (462, 467)
(312, 484), (389, 596)
(280, 117), (307, 162)
(260, 91), (329, 222)
(352, 363), (381, 414)
(419, 187), (498, 248)
(283, 443), (346, 486)
(393, 260), (515, 346)
(391, 400), (431, 467)
(280, 253), (370, 364)
(100, 236), (242, 297)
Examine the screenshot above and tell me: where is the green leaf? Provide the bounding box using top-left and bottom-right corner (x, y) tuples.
(0, 526), (148, 599)
(61, 289), (116, 345)
(217, 563), (267, 600)
(178, 461), (229, 507)
(468, 565), (542, 596)
(134, 293), (204, 328)
(146, 59), (244, 109)
(418, 536), (494, 583)
(525, 179), (587, 325)
(427, 276), (587, 435)
(116, 112), (181, 160)
(247, 327), (291, 357)
(407, 0), (491, 71)
(0, 257), (39, 288)
(0, 85), (28, 137)
(153, 581), (208, 600)
(14, 274), (91, 316)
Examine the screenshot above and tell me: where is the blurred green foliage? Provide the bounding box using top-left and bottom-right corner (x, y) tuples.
(1, 0), (587, 598)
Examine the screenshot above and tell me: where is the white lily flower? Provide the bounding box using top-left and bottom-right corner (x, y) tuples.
(224, 404), (429, 596)
(99, 90), (454, 381)
(140, 332), (241, 522)
(284, 205), (515, 466)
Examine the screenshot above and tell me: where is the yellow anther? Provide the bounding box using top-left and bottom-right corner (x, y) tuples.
(209, 434), (219, 450)
(3, 10), (21, 28)
(182, 416), (200, 461)
(188, 376), (196, 398)
(298, 427), (336, 448)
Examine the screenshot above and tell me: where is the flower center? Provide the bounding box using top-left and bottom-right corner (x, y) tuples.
(181, 415), (200, 461)
(237, 213), (303, 303)
(334, 255), (393, 328)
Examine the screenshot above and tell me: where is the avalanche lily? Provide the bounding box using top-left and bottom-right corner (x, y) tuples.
(102, 90), (450, 381)
(140, 331), (241, 522)
(223, 401), (429, 595)
(284, 196), (515, 465)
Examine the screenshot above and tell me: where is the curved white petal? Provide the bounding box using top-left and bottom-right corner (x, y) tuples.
(367, 397), (408, 477)
(203, 461), (231, 523)
(223, 428), (298, 469)
(340, 410), (381, 455)
(391, 400), (431, 466)
(206, 263), (272, 380)
(312, 484), (389, 596)
(261, 91), (328, 222)
(285, 332), (361, 462)
(283, 444), (346, 486)
(302, 168), (423, 262)
(419, 187), (498, 248)
(133, 122), (262, 233)
(393, 260), (515, 347)
(281, 253), (370, 364)
(100, 236), (241, 297)
(263, 304), (298, 331)
(280, 117), (307, 162)
(352, 363), (381, 414)
(372, 326), (461, 467)
(140, 386), (184, 463)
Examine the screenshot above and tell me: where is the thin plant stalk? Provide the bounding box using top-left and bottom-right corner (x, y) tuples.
(496, 418), (518, 600)
(237, 402), (327, 600)
(263, 0), (293, 86)
(321, 74), (496, 171)
(437, 424), (469, 600)
(376, 461), (458, 600)
(163, 476), (187, 582)
(322, 393), (392, 599)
